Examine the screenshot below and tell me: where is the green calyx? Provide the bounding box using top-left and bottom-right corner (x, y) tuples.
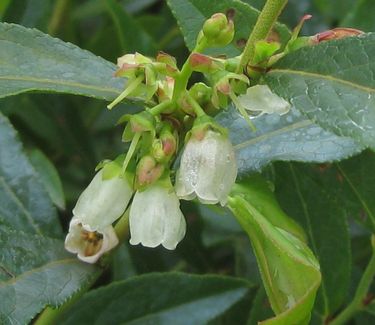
(186, 115), (227, 142)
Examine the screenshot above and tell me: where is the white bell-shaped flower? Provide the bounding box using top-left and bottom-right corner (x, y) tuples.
(175, 130), (237, 206)
(129, 184), (186, 250)
(65, 217), (118, 264)
(73, 169), (133, 229)
(65, 169), (133, 263)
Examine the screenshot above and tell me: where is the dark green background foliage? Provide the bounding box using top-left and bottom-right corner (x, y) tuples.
(0, 0), (374, 324)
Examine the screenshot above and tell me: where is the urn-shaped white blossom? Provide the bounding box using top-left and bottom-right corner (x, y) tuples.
(65, 169), (133, 263)
(175, 130), (237, 206)
(65, 218), (119, 263)
(73, 169), (133, 229)
(129, 183), (186, 250)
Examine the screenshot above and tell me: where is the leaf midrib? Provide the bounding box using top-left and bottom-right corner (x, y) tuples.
(0, 176), (42, 235)
(0, 258), (80, 288)
(234, 119), (313, 150)
(268, 68), (375, 93)
(0, 75), (121, 96)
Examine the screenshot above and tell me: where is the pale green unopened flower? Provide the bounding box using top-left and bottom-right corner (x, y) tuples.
(65, 217), (118, 264)
(175, 130), (237, 206)
(129, 183), (186, 250)
(65, 169), (133, 263)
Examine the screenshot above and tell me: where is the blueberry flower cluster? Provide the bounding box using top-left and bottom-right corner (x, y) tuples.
(65, 12), (290, 263)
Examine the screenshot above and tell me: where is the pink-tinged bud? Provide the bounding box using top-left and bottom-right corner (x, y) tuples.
(130, 112), (155, 133)
(155, 52), (179, 77)
(178, 93), (195, 115)
(156, 51), (177, 68)
(153, 128), (177, 163)
(115, 63), (139, 77)
(216, 81), (231, 95)
(162, 138), (176, 156)
(136, 156), (164, 188)
(189, 53), (217, 73)
(315, 28), (363, 42)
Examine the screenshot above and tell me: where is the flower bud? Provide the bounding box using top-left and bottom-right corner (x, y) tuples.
(189, 53), (223, 73)
(129, 183), (186, 250)
(176, 129), (237, 206)
(202, 13), (234, 47)
(130, 111), (156, 133)
(178, 91), (195, 115)
(153, 127), (177, 162)
(156, 51), (178, 77)
(136, 155), (164, 188)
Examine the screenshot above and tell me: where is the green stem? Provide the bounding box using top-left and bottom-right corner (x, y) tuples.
(185, 93), (206, 117)
(236, 0), (288, 74)
(114, 209), (130, 243)
(148, 100), (173, 116)
(172, 38), (208, 101)
(329, 235), (375, 325)
(107, 75), (143, 110)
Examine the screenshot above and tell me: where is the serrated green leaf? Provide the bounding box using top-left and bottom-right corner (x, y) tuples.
(274, 163), (351, 316)
(0, 22), (124, 100)
(0, 113), (62, 237)
(0, 225), (99, 325)
(265, 33), (375, 149)
(58, 273), (253, 325)
(167, 0), (290, 57)
(228, 190), (321, 325)
(28, 148), (66, 210)
(216, 106), (363, 174)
